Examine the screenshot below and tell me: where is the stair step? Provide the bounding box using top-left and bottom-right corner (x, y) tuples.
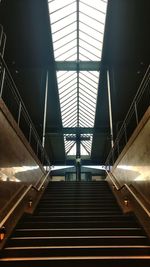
(13, 227), (144, 237)
(16, 221), (140, 229)
(1, 256), (150, 267)
(3, 246), (150, 257)
(21, 215), (135, 223)
(7, 236), (148, 247)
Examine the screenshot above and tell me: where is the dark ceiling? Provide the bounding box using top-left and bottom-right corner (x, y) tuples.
(0, 0), (150, 165)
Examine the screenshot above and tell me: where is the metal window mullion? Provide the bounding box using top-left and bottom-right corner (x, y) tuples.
(59, 85), (77, 99)
(80, 0), (106, 15)
(53, 20), (76, 35)
(79, 117), (91, 127)
(55, 37), (77, 52)
(79, 96), (96, 111)
(80, 20), (103, 35)
(79, 91), (96, 105)
(58, 71), (76, 86)
(88, 71), (99, 79)
(82, 141), (91, 151)
(80, 84), (97, 99)
(79, 112), (93, 124)
(80, 11), (104, 25)
(59, 79), (76, 91)
(60, 93), (77, 106)
(80, 37), (102, 52)
(53, 29), (77, 44)
(62, 103), (77, 117)
(81, 142), (90, 155)
(79, 86), (97, 100)
(55, 45), (77, 59)
(62, 108), (77, 121)
(80, 45), (100, 59)
(66, 142), (76, 154)
(83, 141), (91, 150)
(57, 71), (68, 80)
(79, 106), (95, 121)
(64, 52), (77, 61)
(79, 81), (97, 95)
(51, 11), (76, 25)
(50, 1), (76, 15)
(80, 100), (95, 115)
(64, 117), (77, 127)
(79, 51), (92, 61)
(80, 29), (101, 44)
(80, 71), (99, 85)
(79, 101), (95, 117)
(62, 111), (77, 123)
(80, 76), (97, 91)
(79, 117), (90, 127)
(61, 99), (77, 113)
(62, 111), (77, 124)
(60, 87), (76, 101)
(79, 112), (94, 124)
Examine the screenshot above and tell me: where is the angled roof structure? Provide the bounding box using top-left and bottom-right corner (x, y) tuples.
(48, 0), (108, 157)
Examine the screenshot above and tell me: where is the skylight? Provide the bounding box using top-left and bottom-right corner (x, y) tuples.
(48, 0), (108, 156)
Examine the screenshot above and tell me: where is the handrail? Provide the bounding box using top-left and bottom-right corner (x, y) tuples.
(0, 185), (32, 229)
(105, 65), (150, 168)
(0, 184), (25, 215)
(106, 170), (150, 217)
(0, 170), (50, 230)
(0, 53), (50, 167)
(32, 169), (51, 192)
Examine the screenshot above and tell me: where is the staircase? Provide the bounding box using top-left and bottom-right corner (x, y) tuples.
(0, 181), (150, 266)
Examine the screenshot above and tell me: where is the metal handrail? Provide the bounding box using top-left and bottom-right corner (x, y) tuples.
(0, 53), (50, 166)
(105, 65), (150, 168)
(32, 170), (51, 192)
(0, 170), (51, 230)
(0, 185), (32, 229)
(0, 184), (25, 215)
(106, 170), (150, 217)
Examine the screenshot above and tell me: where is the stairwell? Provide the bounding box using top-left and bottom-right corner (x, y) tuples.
(0, 181), (150, 266)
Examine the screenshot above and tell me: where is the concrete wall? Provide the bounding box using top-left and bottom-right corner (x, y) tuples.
(111, 107), (150, 203)
(0, 99), (46, 210)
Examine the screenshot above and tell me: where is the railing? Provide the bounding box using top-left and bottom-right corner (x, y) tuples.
(0, 169), (51, 234)
(106, 170), (150, 217)
(105, 65), (150, 169)
(0, 185), (32, 231)
(0, 43), (50, 168)
(0, 24), (6, 58)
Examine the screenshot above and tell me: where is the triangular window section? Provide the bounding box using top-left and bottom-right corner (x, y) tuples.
(48, 0), (108, 156)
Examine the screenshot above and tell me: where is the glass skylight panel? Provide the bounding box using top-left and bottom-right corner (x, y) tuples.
(48, 0), (108, 156)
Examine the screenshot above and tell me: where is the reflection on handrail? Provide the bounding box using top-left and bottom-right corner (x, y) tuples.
(0, 185), (32, 229)
(32, 170), (51, 192)
(106, 170), (150, 217)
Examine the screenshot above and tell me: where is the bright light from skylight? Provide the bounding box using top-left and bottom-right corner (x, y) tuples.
(48, 0), (108, 156)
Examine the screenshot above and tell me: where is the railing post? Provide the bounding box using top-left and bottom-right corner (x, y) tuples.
(0, 66), (5, 97)
(107, 69), (114, 149)
(29, 124), (32, 144)
(42, 71), (49, 148)
(134, 101), (139, 125)
(124, 122), (127, 144)
(18, 102), (22, 126)
(36, 141), (39, 156)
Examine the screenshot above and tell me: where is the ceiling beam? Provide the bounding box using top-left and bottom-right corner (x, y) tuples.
(46, 127), (109, 135)
(55, 61), (101, 71)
